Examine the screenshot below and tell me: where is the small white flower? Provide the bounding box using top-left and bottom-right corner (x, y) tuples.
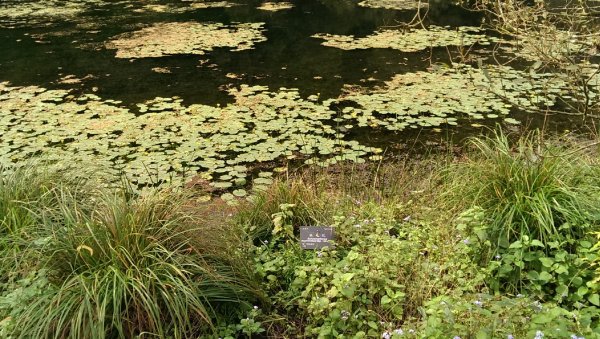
(382, 331), (391, 339)
(393, 328), (404, 335)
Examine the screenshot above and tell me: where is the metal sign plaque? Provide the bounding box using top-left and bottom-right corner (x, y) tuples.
(300, 226), (335, 250)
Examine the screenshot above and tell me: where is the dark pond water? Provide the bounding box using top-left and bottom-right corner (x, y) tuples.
(0, 0), (482, 107)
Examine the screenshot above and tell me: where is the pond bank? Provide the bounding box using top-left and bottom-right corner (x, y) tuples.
(1, 130), (599, 338)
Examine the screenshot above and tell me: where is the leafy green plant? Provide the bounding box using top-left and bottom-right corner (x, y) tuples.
(235, 180), (330, 243)
(458, 205), (600, 311)
(0, 269), (54, 339)
(250, 197), (485, 337)
(417, 294), (599, 338)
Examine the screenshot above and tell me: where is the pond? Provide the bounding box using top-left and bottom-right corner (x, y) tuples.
(0, 0), (598, 197)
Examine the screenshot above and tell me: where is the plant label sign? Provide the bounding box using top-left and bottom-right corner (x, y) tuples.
(300, 226), (335, 250)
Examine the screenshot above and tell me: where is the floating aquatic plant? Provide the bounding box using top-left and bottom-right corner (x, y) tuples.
(335, 64), (570, 130)
(357, 0), (427, 11)
(0, 0), (86, 19)
(0, 82), (377, 190)
(312, 26), (497, 52)
(257, 2), (294, 11)
(105, 22), (267, 58)
(0, 0), (128, 28)
(188, 1), (242, 9)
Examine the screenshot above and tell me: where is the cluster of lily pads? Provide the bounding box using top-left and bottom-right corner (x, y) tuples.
(312, 26), (497, 52)
(357, 0), (427, 11)
(257, 2), (294, 11)
(335, 64), (570, 130)
(0, 82), (379, 196)
(1, 59), (582, 194)
(135, 1), (241, 13)
(105, 22), (267, 58)
(0, 0), (102, 27)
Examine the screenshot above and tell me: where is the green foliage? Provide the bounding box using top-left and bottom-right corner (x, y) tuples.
(235, 180), (329, 243)
(0, 269), (54, 339)
(0, 164), (84, 236)
(452, 131), (600, 250)
(450, 132), (600, 323)
(13, 189), (261, 339)
(3, 132), (600, 337)
(417, 295), (600, 338)
(0, 166), (263, 339)
(213, 306), (266, 339)
(248, 195), (485, 337)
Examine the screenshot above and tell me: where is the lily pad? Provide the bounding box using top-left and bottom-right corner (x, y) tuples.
(232, 189), (247, 197)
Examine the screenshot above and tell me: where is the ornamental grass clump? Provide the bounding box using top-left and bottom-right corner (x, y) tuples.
(14, 188), (259, 339)
(450, 130), (600, 251)
(0, 164), (77, 236)
(0, 164), (94, 281)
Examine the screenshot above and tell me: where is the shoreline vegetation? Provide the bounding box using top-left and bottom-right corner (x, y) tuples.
(1, 130), (600, 338)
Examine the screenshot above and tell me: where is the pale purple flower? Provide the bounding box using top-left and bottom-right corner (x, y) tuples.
(393, 328), (404, 335)
(341, 310), (350, 321)
(473, 300), (483, 307)
(382, 331), (391, 339)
